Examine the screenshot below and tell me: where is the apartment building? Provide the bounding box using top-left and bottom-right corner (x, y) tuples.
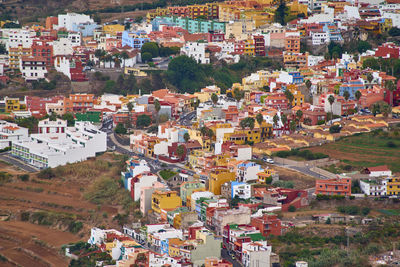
(315, 177), (352, 196)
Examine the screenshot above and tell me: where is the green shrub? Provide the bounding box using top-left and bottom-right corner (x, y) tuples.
(68, 221), (83, 234)
(288, 205), (296, 212)
(21, 212), (30, 221)
(37, 168), (55, 179)
(0, 172), (12, 185)
(387, 141), (397, 148)
(18, 174), (29, 181)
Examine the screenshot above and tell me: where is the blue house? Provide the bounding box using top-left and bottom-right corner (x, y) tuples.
(122, 31), (150, 49)
(288, 71), (304, 84)
(72, 22), (99, 37)
(339, 80), (365, 99)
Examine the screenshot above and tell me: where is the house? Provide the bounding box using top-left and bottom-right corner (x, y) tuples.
(242, 240), (273, 267)
(364, 165), (392, 177)
(386, 177), (400, 196)
(315, 177), (352, 196)
(360, 179), (386, 196)
(152, 190), (182, 214)
(140, 181), (167, 215)
(12, 121), (106, 168)
(180, 182), (206, 206)
(231, 182), (251, 199)
(54, 55), (88, 82)
(213, 207), (251, 235)
(37, 118), (67, 134)
(180, 42), (210, 64)
(0, 120), (28, 149)
(56, 13), (94, 31)
(251, 214), (282, 237)
(122, 31), (150, 49)
(20, 56), (48, 81)
(208, 168), (236, 195)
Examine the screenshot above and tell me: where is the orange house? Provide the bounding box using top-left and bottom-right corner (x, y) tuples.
(64, 94), (95, 113)
(315, 177), (351, 196)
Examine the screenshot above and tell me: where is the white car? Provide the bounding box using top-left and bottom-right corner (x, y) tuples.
(266, 158), (274, 164)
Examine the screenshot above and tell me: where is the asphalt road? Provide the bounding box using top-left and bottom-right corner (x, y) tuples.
(177, 110), (196, 127)
(0, 152), (39, 173)
(273, 161), (331, 180)
(221, 248), (241, 267)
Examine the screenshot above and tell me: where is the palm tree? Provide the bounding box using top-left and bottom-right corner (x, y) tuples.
(366, 73), (373, 85)
(385, 80), (396, 106)
(120, 51), (129, 68)
(289, 120), (296, 133)
(296, 109), (303, 128)
(94, 49), (106, 67)
(273, 114), (279, 127)
(183, 132), (190, 143)
(233, 88), (244, 107)
(305, 80), (312, 92)
(176, 144), (185, 159)
(113, 53), (121, 68)
(256, 113), (263, 127)
(343, 90), (350, 101)
(355, 90), (362, 108)
(328, 95), (335, 115)
(154, 99), (161, 124)
(211, 93), (218, 106)
(353, 54), (359, 64)
(281, 114), (287, 126)
(127, 102), (133, 129)
(284, 90), (294, 108)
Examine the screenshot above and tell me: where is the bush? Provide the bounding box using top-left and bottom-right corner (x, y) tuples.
(326, 218), (331, 224)
(18, 174), (29, 181)
(329, 124), (341, 133)
(288, 205), (296, 212)
(114, 123), (127, 134)
(0, 172), (12, 185)
(387, 141), (397, 148)
(68, 221), (83, 234)
(21, 212), (30, 221)
(37, 168), (55, 179)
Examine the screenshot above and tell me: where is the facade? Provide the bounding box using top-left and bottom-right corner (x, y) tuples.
(64, 94), (95, 113)
(360, 179), (386, 196)
(315, 177), (352, 196)
(213, 207), (251, 235)
(122, 31), (150, 49)
(12, 121), (106, 168)
(9, 44), (31, 69)
(31, 39), (53, 67)
(0, 120), (28, 149)
(158, 16), (226, 34)
(231, 182), (251, 199)
(250, 214), (282, 237)
(57, 13), (94, 31)
(386, 177), (400, 196)
(152, 190), (182, 214)
(180, 42), (210, 64)
(20, 56), (48, 81)
(209, 168), (236, 195)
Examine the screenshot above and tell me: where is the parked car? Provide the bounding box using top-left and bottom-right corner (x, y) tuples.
(263, 157), (274, 164)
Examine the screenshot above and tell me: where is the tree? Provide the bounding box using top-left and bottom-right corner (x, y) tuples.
(343, 90), (350, 101)
(289, 120), (296, 132)
(256, 113), (264, 126)
(274, 1), (288, 25)
(329, 124), (341, 133)
(388, 27), (400, 37)
(141, 52), (152, 63)
(355, 90), (362, 104)
(281, 114), (288, 127)
(0, 43), (6, 55)
(233, 87), (244, 105)
(211, 93), (218, 106)
(176, 144), (185, 158)
(353, 54), (359, 63)
(385, 80), (396, 106)
(324, 52), (331, 61)
(357, 40), (372, 54)
(305, 80), (312, 91)
(184, 132), (190, 143)
(296, 109), (303, 128)
(61, 113), (75, 126)
(94, 49), (106, 67)
(120, 51), (129, 68)
(136, 114), (151, 128)
(284, 90), (294, 108)
(141, 42), (159, 58)
(273, 114), (279, 127)
(366, 73), (373, 84)
(154, 99), (161, 124)
(115, 123), (127, 134)
(240, 117), (255, 130)
(167, 55), (206, 94)
(328, 95), (335, 116)
(304, 117), (312, 125)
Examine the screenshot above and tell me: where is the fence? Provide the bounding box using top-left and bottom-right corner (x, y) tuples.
(273, 157), (338, 168)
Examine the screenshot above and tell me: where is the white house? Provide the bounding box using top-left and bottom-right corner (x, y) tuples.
(68, 32), (81, 47)
(0, 120), (28, 149)
(311, 31), (329, 45)
(130, 172), (158, 201)
(242, 241), (272, 267)
(365, 165), (392, 177)
(1, 28), (36, 49)
(360, 179), (386, 196)
(52, 38), (74, 56)
(57, 13), (94, 31)
(38, 118), (67, 134)
(232, 182), (251, 199)
(180, 42), (210, 64)
(19, 56), (48, 81)
(12, 121), (106, 168)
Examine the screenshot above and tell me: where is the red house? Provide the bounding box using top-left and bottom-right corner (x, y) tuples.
(253, 35), (265, 56)
(31, 39), (53, 67)
(384, 80), (400, 107)
(375, 43), (400, 59)
(251, 214), (282, 237)
(207, 31), (225, 42)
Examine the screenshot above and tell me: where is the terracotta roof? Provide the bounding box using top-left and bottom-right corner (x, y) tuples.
(367, 165), (390, 172)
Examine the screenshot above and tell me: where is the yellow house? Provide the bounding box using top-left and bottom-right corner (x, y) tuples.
(104, 239), (138, 253)
(103, 24), (125, 36)
(5, 97), (27, 113)
(257, 168), (276, 183)
(152, 190), (181, 214)
(209, 168), (236, 195)
(242, 10), (274, 27)
(244, 38), (255, 56)
(286, 84), (304, 106)
(386, 177), (400, 196)
(168, 238), (185, 257)
(288, 1), (308, 16)
(9, 45), (31, 70)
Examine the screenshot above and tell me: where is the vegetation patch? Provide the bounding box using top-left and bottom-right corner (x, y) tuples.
(159, 169), (177, 180)
(274, 149), (328, 161)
